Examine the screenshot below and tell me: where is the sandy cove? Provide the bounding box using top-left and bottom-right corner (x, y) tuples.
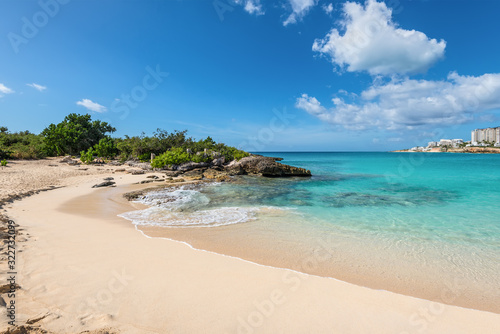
(1, 162), (500, 333)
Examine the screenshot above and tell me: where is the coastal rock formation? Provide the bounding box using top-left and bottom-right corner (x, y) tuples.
(92, 181), (116, 188)
(124, 161), (152, 170)
(225, 155), (311, 177)
(177, 162), (210, 172)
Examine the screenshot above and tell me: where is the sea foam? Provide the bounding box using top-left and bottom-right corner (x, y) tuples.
(119, 185), (264, 228)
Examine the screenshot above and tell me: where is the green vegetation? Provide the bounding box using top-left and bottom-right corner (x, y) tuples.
(1, 159), (7, 167)
(93, 137), (118, 158)
(42, 113), (116, 156)
(151, 147), (193, 168)
(1, 113), (249, 166)
(0, 127), (46, 159)
(79, 148), (95, 164)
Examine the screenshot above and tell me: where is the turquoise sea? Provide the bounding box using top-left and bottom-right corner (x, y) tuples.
(120, 152), (500, 312)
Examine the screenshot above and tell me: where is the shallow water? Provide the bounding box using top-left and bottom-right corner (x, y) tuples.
(119, 152), (500, 312)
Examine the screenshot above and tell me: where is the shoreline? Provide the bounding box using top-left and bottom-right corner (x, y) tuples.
(1, 161), (500, 332)
(392, 147), (500, 154)
(117, 183), (499, 315)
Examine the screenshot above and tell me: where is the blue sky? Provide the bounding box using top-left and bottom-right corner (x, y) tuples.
(1, 0), (500, 151)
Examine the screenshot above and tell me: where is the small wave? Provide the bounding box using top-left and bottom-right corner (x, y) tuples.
(118, 206), (259, 228)
(135, 186), (209, 211)
(120, 184), (298, 228)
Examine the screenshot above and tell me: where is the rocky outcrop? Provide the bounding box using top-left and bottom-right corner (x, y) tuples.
(92, 181), (116, 188)
(124, 161), (152, 170)
(203, 168), (232, 182)
(176, 162), (210, 172)
(225, 155), (311, 177)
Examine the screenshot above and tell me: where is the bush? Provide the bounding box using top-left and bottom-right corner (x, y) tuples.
(1, 159), (7, 167)
(115, 129), (189, 161)
(138, 152), (151, 162)
(0, 128), (46, 159)
(191, 153), (212, 163)
(42, 113), (115, 156)
(80, 148), (95, 164)
(151, 147), (191, 168)
(93, 137), (118, 158)
(0, 148), (10, 160)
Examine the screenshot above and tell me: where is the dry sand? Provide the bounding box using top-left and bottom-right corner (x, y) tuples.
(1, 159), (500, 333)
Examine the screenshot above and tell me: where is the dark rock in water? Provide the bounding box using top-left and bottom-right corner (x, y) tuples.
(225, 155), (311, 177)
(92, 181), (116, 188)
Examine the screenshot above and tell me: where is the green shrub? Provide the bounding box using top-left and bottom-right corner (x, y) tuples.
(190, 151), (212, 163)
(0, 128), (46, 159)
(42, 113), (115, 156)
(219, 146), (249, 161)
(93, 136), (118, 158)
(0, 148), (10, 160)
(80, 148), (95, 164)
(138, 152), (151, 162)
(1, 159), (7, 167)
(151, 148), (191, 168)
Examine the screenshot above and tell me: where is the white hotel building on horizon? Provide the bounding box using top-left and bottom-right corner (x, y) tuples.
(471, 127), (500, 146)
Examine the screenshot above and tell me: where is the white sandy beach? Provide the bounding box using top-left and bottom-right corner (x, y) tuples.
(1, 160), (500, 333)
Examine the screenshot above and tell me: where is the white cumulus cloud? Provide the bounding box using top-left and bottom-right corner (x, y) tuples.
(76, 99), (107, 113)
(283, 0), (318, 26)
(312, 0), (446, 75)
(27, 83), (47, 92)
(0, 83), (14, 96)
(322, 3), (333, 14)
(296, 72), (500, 130)
(234, 0), (264, 15)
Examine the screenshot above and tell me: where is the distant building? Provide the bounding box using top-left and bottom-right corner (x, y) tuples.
(471, 127), (500, 145)
(439, 139), (453, 147)
(428, 141), (439, 148)
(452, 139), (464, 148)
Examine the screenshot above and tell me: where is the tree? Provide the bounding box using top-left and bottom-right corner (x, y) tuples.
(93, 136), (118, 158)
(41, 113), (116, 156)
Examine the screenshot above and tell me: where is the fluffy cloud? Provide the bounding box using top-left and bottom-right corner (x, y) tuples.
(234, 0), (264, 15)
(322, 3), (333, 14)
(27, 83), (47, 92)
(0, 83), (14, 96)
(283, 0), (318, 26)
(76, 99), (107, 113)
(296, 72), (500, 130)
(313, 0), (446, 75)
